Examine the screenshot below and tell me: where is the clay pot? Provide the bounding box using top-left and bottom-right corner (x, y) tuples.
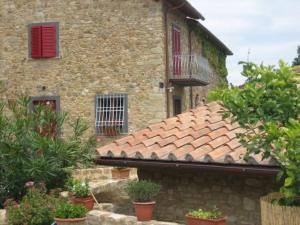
(133, 201), (156, 221)
(186, 215), (226, 225)
(111, 168), (130, 179)
(55, 217), (86, 225)
(71, 196), (94, 210)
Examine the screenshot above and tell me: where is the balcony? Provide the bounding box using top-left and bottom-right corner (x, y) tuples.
(169, 54), (212, 86)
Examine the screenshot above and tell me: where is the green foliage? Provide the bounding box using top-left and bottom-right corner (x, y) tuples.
(209, 60), (300, 206)
(189, 22), (228, 86)
(188, 207), (223, 220)
(125, 180), (161, 202)
(7, 189), (60, 225)
(0, 97), (96, 207)
(292, 46), (300, 66)
(54, 202), (87, 219)
(66, 179), (90, 198)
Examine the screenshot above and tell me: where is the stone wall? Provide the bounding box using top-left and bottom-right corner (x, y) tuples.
(0, 0), (166, 138)
(138, 168), (279, 225)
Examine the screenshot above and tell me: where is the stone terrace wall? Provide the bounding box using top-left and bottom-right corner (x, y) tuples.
(0, 0), (166, 137)
(138, 168), (279, 225)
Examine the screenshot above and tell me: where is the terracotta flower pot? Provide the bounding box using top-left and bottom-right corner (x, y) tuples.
(186, 215), (226, 225)
(112, 168), (130, 179)
(133, 201), (156, 221)
(71, 196), (94, 210)
(55, 217), (86, 225)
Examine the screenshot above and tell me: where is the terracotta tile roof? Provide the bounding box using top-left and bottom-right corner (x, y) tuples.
(97, 102), (277, 166)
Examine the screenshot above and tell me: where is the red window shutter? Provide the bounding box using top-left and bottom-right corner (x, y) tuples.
(41, 25), (57, 58)
(31, 26), (42, 58)
(172, 26), (181, 76)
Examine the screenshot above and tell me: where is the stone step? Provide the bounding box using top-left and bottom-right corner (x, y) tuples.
(87, 210), (184, 225)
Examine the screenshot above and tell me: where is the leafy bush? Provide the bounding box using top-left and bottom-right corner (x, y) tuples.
(66, 179), (90, 198)
(188, 208), (223, 220)
(7, 189), (60, 225)
(0, 97), (96, 207)
(55, 202), (87, 219)
(125, 180), (161, 202)
(209, 61), (300, 206)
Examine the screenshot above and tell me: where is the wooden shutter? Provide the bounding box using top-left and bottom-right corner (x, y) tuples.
(31, 26), (42, 58)
(41, 24), (57, 58)
(172, 26), (181, 76)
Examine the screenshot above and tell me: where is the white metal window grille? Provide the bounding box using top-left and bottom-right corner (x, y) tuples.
(95, 94), (128, 135)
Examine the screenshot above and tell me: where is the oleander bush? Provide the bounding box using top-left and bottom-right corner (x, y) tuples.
(0, 97), (96, 208)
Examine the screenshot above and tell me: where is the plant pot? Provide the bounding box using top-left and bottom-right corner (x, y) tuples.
(186, 215), (226, 225)
(112, 168), (130, 179)
(55, 217), (86, 225)
(133, 201), (156, 221)
(71, 196), (94, 210)
(261, 192), (300, 225)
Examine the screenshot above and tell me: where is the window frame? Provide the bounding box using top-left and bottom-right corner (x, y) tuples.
(95, 93), (128, 135)
(28, 22), (60, 58)
(29, 96), (60, 112)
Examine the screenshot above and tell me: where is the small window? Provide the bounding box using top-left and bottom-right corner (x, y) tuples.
(29, 96), (60, 137)
(173, 96), (182, 116)
(28, 22), (59, 58)
(95, 94), (128, 136)
(29, 96), (60, 112)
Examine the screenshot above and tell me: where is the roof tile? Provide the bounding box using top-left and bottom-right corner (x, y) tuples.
(97, 102), (277, 167)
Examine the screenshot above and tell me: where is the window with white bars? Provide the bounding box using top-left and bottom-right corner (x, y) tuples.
(95, 94), (128, 136)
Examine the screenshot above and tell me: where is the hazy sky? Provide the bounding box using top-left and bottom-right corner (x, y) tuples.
(188, 0), (300, 85)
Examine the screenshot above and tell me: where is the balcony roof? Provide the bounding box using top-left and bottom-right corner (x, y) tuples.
(165, 0), (205, 20)
(188, 19), (233, 56)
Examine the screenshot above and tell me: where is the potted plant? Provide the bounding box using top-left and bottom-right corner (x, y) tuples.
(54, 202), (87, 225)
(186, 208), (226, 225)
(111, 167), (131, 179)
(66, 179), (94, 210)
(125, 180), (161, 221)
(210, 61), (300, 225)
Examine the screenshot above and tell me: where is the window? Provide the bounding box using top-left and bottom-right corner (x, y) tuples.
(29, 96), (60, 112)
(173, 96), (182, 116)
(95, 94), (128, 136)
(28, 22), (59, 58)
(29, 96), (60, 137)
(172, 25), (181, 76)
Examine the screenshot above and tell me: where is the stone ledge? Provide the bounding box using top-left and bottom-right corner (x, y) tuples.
(0, 210), (6, 225)
(87, 210), (183, 225)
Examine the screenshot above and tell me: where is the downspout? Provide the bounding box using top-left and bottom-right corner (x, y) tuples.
(188, 26), (193, 109)
(163, 0), (186, 118)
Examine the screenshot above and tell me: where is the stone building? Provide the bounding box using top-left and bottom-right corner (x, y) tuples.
(0, 0), (232, 140)
(97, 102), (280, 225)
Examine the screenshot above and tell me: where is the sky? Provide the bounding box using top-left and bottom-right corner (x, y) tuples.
(188, 0), (300, 85)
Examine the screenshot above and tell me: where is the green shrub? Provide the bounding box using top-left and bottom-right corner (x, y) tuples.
(125, 180), (161, 202)
(7, 189), (60, 225)
(209, 61), (300, 206)
(55, 202), (87, 219)
(0, 97), (96, 207)
(66, 179), (90, 198)
(188, 208), (223, 220)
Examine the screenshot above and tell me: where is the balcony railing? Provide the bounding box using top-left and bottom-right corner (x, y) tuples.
(169, 54), (212, 86)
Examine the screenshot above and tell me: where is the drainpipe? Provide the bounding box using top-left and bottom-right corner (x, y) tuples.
(188, 26), (193, 109)
(163, 0), (186, 118)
